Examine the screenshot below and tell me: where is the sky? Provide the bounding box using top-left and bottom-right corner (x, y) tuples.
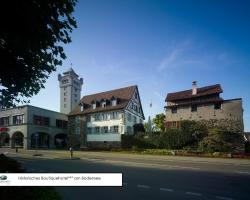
(29, 0), (250, 131)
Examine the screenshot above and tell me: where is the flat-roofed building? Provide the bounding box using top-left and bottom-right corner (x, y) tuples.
(0, 105), (68, 149)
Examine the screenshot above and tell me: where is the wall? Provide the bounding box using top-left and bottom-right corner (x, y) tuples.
(166, 99), (244, 132)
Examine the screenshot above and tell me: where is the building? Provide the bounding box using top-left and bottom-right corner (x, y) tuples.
(68, 85), (145, 148)
(0, 68), (84, 149)
(164, 81), (244, 132)
(58, 67), (83, 114)
(0, 105), (68, 149)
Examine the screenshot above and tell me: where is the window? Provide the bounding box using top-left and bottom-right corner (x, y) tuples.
(127, 113), (132, 121)
(214, 103), (221, 110)
(133, 116), (137, 123)
(92, 103), (96, 109)
(86, 115), (91, 122)
(74, 94), (77, 97)
(101, 113), (108, 121)
(111, 100), (117, 106)
(171, 107), (177, 114)
(127, 126), (132, 134)
(0, 117), (9, 126)
(101, 126), (108, 133)
(191, 105), (197, 112)
(140, 119), (143, 124)
(111, 112), (119, 120)
(33, 115), (49, 126)
(64, 98), (67, 102)
(101, 102), (106, 108)
(87, 127), (92, 134)
(134, 105), (138, 112)
(75, 88), (77, 92)
(75, 127), (80, 135)
(64, 104), (67, 108)
(62, 79), (69, 84)
(64, 87), (66, 90)
(75, 116), (80, 124)
(75, 99), (77, 103)
(64, 92), (67, 96)
(113, 126), (119, 133)
(172, 121), (177, 127)
(94, 114), (100, 121)
(56, 119), (68, 129)
(95, 126), (100, 133)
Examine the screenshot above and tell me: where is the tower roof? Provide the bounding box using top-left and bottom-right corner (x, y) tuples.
(63, 67), (78, 77)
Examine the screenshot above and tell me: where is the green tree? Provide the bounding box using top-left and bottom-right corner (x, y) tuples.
(198, 128), (244, 152)
(0, 0), (77, 107)
(133, 123), (145, 134)
(153, 113), (166, 132)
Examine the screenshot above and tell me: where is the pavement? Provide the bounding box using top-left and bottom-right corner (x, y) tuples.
(2, 148), (250, 200)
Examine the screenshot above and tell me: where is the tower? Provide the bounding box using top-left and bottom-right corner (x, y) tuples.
(58, 68), (83, 114)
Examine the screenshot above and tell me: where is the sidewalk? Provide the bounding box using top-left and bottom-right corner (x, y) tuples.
(2, 148), (250, 166)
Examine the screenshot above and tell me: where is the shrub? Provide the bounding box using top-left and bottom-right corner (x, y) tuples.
(133, 123), (145, 134)
(198, 128), (244, 152)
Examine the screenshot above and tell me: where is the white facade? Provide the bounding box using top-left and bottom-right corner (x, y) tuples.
(68, 85), (145, 148)
(86, 111), (124, 142)
(58, 68), (83, 114)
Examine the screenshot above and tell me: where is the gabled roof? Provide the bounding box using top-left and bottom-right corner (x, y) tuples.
(165, 84), (223, 102)
(69, 85), (137, 115)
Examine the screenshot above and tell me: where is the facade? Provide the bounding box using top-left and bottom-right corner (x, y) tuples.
(165, 82), (244, 132)
(58, 68), (83, 114)
(68, 85), (145, 148)
(0, 105), (68, 149)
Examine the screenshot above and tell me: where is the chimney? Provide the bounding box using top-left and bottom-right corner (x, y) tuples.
(192, 81), (197, 95)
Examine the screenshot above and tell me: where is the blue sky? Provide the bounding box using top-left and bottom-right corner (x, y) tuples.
(29, 0), (250, 131)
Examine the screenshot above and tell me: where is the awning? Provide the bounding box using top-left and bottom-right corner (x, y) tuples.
(0, 127), (9, 132)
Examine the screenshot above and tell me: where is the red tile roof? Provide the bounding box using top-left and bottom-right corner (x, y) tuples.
(165, 84), (223, 102)
(69, 85), (137, 116)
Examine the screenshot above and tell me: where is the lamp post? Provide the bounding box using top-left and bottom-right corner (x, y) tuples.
(35, 133), (39, 153)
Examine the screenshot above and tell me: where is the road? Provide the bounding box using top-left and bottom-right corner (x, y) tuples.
(4, 150), (250, 200)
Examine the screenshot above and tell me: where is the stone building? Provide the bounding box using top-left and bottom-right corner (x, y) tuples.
(0, 105), (68, 149)
(58, 67), (83, 114)
(164, 82), (244, 132)
(68, 85), (145, 148)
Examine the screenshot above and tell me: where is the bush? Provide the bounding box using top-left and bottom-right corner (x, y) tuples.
(122, 121), (243, 153)
(198, 128), (244, 152)
(133, 123), (145, 134)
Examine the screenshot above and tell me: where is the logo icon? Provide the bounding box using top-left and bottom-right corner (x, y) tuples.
(0, 175), (7, 180)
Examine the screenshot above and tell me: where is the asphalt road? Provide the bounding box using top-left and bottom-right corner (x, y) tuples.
(6, 151), (250, 200)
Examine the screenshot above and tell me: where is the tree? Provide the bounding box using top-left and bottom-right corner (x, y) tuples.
(153, 113), (166, 132)
(198, 128), (244, 152)
(0, 0), (77, 107)
(133, 123), (145, 134)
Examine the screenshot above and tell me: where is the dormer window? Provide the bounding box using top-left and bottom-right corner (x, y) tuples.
(112, 100), (117, 106)
(91, 100), (97, 109)
(80, 103), (84, 111)
(102, 102), (106, 108)
(111, 96), (117, 106)
(100, 99), (106, 108)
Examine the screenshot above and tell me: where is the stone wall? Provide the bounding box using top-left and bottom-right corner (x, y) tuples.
(166, 99), (244, 132)
(199, 119), (243, 133)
